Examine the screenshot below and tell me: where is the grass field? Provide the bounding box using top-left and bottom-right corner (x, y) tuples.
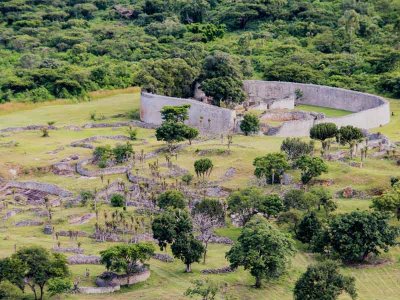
(0, 91), (399, 300)
(295, 104), (353, 117)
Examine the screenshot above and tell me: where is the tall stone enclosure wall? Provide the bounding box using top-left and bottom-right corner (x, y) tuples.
(244, 81), (390, 137)
(140, 92), (236, 133)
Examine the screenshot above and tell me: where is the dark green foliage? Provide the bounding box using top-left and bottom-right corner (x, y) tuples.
(193, 198), (225, 224)
(310, 123), (338, 153)
(201, 77), (246, 106)
(100, 243), (155, 277)
(281, 138), (314, 161)
(371, 182), (400, 220)
(253, 152), (289, 184)
(258, 194), (284, 219)
(294, 261), (357, 300)
(158, 190), (187, 209)
(194, 158), (213, 179)
(240, 113), (260, 136)
(93, 143), (133, 166)
(160, 105), (191, 122)
(156, 104), (198, 149)
(0, 0), (398, 103)
(226, 216), (295, 288)
(156, 121), (189, 146)
(47, 278), (72, 297)
(7, 246), (70, 300)
(151, 209), (192, 250)
(110, 194), (125, 207)
(295, 155), (328, 184)
(112, 143), (134, 164)
(296, 212), (322, 244)
(171, 234), (205, 273)
(227, 187), (264, 225)
(181, 173), (194, 185)
(337, 125), (364, 145)
(310, 123), (338, 141)
(312, 211), (398, 263)
(183, 126), (199, 145)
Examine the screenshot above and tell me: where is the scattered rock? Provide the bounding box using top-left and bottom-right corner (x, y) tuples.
(52, 247), (84, 254)
(15, 220), (44, 227)
(201, 266), (235, 274)
(43, 224), (53, 235)
(152, 253), (174, 263)
(68, 254), (101, 265)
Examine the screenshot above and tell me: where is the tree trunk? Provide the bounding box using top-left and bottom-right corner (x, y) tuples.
(255, 276), (262, 288)
(185, 263), (192, 273)
(203, 243), (208, 264)
(39, 285), (44, 300)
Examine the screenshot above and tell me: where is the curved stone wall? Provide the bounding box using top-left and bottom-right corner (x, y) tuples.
(244, 80), (390, 137)
(140, 92), (236, 134)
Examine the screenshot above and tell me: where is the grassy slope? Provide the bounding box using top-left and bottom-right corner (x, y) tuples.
(0, 92), (399, 299)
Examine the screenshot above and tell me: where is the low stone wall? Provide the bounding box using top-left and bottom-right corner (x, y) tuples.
(70, 135), (130, 149)
(140, 92), (236, 134)
(1, 181), (73, 197)
(76, 159), (132, 177)
(244, 80), (390, 137)
(78, 286), (120, 294)
(96, 269), (150, 287)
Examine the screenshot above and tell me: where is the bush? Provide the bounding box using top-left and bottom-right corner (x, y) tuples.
(240, 113), (260, 136)
(110, 194), (125, 207)
(281, 138), (314, 160)
(113, 143), (134, 163)
(127, 127), (138, 140)
(296, 212), (322, 244)
(181, 173), (194, 185)
(158, 190), (187, 209)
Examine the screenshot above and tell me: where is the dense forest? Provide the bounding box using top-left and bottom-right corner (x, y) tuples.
(0, 0), (399, 103)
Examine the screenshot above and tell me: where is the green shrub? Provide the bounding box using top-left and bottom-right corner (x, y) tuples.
(110, 194), (125, 207)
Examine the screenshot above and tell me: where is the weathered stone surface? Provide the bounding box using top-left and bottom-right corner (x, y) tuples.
(43, 224), (53, 235)
(68, 254), (101, 265)
(201, 266), (235, 274)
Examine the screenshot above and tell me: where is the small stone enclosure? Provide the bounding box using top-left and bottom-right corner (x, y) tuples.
(140, 81), (390, 137)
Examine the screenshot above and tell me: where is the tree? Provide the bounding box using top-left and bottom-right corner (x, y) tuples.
(226, 216), (295, 288)
(47, 278), (72, 298)
(310, 187), (336, 216)
(158, 190), (187, 209)
(193, 198), (225, 224)
(371, 182), (400, 220)
(295, 155), (328, 184)
(194, 158), (213, 180)
(294, 260), (357, 300)
(136, 58), (198, 98)
(281, 137), (314, 161)
(151, 209), (193, 250)
(240, 113), (260, 136)
(171, 233), (205, 272)
(156, 121), (190, 151)
(227, 187), (264, 225)
(183, 126), (199, 145)
(296, 212), (322, 244)
(337, 126), (364, 159)
(253, 152), (289, 184)
(312, 211), (398, 263)
(160, 105), (190, 122)
(185, 278), (219, 300)
(310, 123), (338, 155)
(258, 194), (284, 218)
(193, 213), (221, 263)
(156, 104), (198, 150)
(201, 76), (246, 106)
(11, 246), (69, 300)
(100, 243), (155, 284)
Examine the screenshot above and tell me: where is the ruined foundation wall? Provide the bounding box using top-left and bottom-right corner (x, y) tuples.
(244, 81), (390, 137)
(140, 92), (236, 134)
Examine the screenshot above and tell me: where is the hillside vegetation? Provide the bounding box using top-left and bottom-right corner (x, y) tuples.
(0, 0), (399, 103)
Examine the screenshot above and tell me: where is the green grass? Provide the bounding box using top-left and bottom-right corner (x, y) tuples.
(0, 92), (399, 300)
(295, 104), (352, 117)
